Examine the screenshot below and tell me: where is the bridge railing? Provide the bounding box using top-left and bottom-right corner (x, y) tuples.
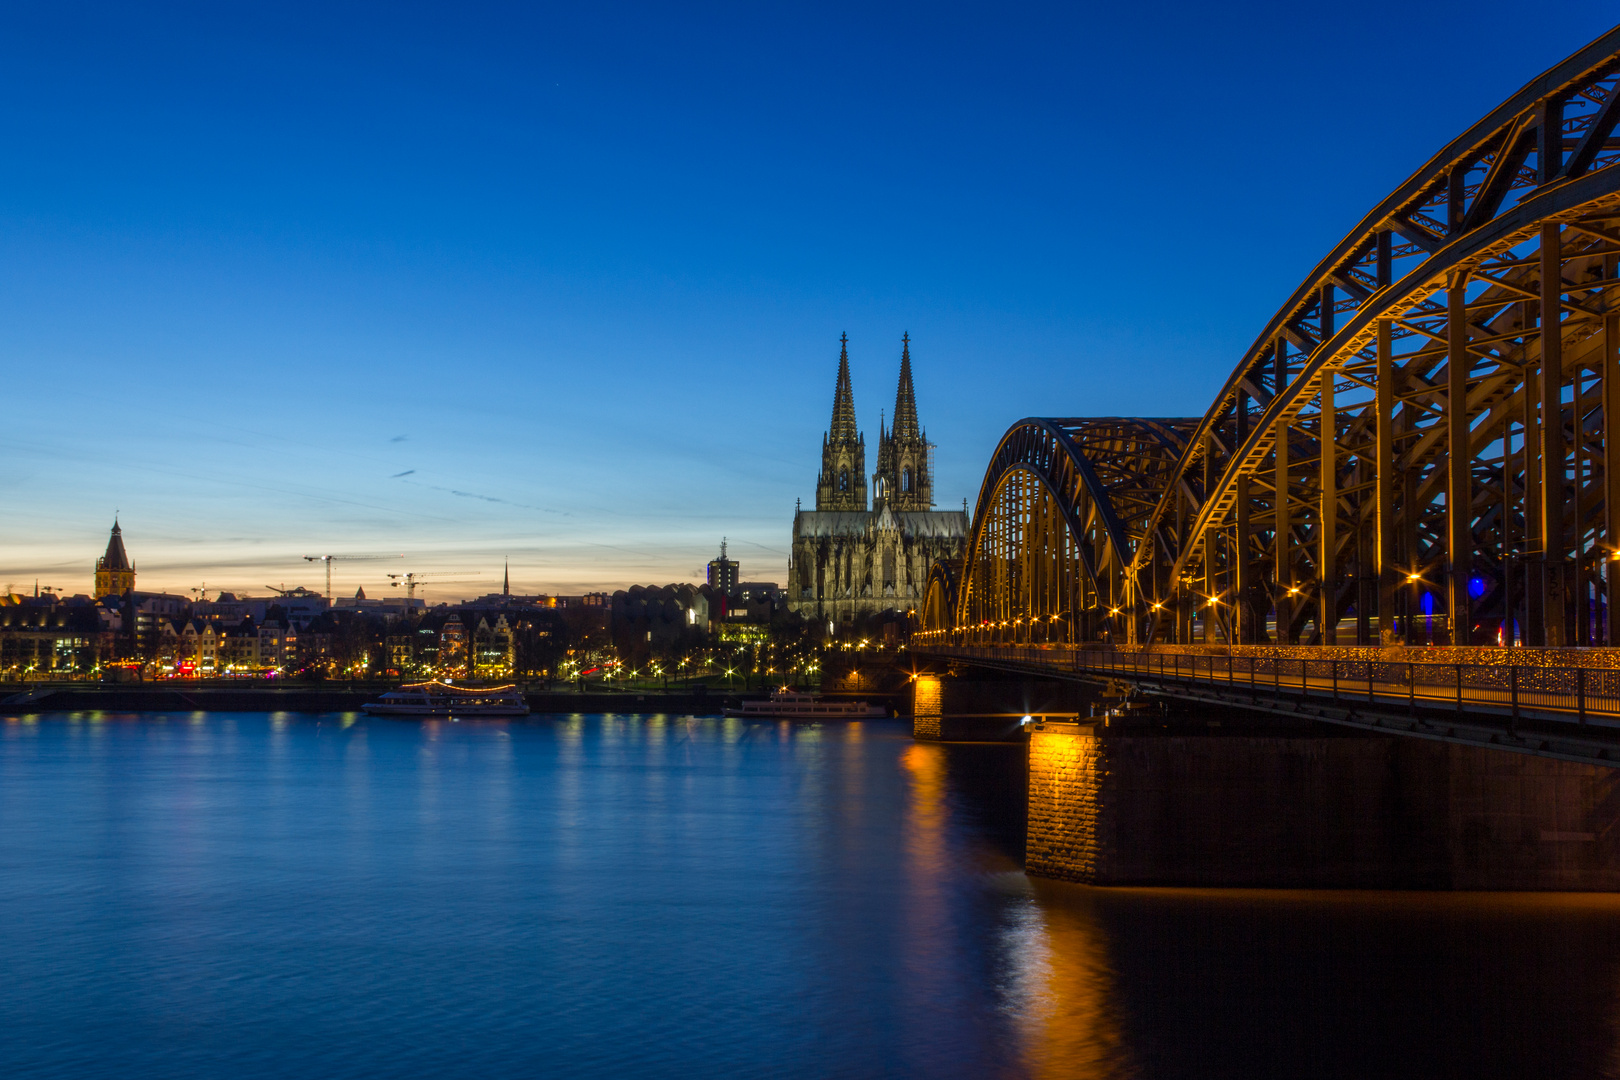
(923, 644), (1620, 728)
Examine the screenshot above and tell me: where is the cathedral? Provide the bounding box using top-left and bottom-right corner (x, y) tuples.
(788, 334), (968, 623)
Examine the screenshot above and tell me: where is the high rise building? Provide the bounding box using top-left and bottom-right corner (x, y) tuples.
(707, 539), (739, 593)
(94, 520), (136, 598)
(788, 335), (967, 622)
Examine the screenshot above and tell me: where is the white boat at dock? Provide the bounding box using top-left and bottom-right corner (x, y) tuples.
(361, 680), (530, 717)
(724, 689), (887, 720)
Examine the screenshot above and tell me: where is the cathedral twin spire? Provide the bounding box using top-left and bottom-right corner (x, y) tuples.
(813, 333), (931, 513)
(816, 333), (868, 512)
(829, 333), (860, 448)
(889, 332), (920, 444)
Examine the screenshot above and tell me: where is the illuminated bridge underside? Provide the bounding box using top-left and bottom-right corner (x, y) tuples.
(929, 27), (1620, 650)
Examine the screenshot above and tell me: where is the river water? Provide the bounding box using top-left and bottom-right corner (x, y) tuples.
(2, 712), (1619, 1079)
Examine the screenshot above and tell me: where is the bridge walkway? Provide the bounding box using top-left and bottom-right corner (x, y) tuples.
(916, 644), (1620, 768)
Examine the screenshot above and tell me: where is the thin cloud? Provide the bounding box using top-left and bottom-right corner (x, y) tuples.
(390, 434), (409, 443)
(391, 469), (416, 478)
(394, 476), (570, 516)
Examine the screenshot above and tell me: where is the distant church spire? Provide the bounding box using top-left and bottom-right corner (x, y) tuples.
(101, 519), (131, 571)
(95, 518), (136, 598)
(503, 559), (510, 596)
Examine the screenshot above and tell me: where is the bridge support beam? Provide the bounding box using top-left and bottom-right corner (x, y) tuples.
(1274, 340), (1293, 645)
(1236, 389), (1256, 643)
(1319, 369), (1336, 645)
(1376, 317), (1398, 644)
(1448, 271), (1473, 645)
(1606, 289), (1620, 644)
(1540, 222), (1567, 646)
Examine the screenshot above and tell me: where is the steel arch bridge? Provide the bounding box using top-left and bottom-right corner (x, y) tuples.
(925, 26), (1620, 650)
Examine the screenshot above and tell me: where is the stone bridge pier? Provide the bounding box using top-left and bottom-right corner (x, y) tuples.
(911, 672), (1620, 890)
(1026, 717), (1620, 890)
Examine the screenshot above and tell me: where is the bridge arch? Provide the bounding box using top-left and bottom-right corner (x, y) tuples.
(1132, 27), (1620, 648)
(921, 561), (956, 635)
(936, 418), (1196, 644)
(930, 26), (1620, 649)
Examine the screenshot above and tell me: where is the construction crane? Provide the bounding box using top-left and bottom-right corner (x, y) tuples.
(388, 571), (481, 601)
(303, 553), (404, 600)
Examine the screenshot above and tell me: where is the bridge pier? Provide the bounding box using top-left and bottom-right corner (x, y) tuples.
(1027, 718), (1620, 890)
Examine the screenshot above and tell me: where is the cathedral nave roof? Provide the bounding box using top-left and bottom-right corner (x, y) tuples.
(794, 509), (968, 540)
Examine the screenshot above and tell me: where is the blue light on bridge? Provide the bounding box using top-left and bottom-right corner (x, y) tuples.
(1468, 575), (1488, 600)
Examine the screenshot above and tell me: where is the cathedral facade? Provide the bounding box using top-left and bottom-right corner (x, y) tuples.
(788, 334), (968, 623)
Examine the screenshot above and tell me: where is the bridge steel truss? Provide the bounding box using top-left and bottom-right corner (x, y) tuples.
(928, 27), (1620, 649)
(936, 418), (1198, 645)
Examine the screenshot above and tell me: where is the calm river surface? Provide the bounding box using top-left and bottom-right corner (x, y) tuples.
(3, 712), (1620, 1079)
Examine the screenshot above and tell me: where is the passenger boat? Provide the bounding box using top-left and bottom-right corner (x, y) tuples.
(361, 680), (530, 717)
(724, 688), (887, 720)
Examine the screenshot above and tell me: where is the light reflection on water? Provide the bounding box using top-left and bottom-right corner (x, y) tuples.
(998, 879), (1135, 1080)
(1, 712), (1619, 1079)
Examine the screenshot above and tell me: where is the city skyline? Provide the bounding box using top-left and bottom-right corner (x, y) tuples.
(2, 2), (1611, 596)
(6, 14), (1620, 1080)
(5, 333), (947, 602)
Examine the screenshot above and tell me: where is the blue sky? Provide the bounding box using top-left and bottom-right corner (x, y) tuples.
(1, 2), (1612, 599)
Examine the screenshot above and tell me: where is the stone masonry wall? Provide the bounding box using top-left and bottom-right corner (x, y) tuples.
(1442, 742), (1620, 890)
(1025, 727), (1105, 882)
(911, 676), (942, 739)
(1025, 723), (1620, 890)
